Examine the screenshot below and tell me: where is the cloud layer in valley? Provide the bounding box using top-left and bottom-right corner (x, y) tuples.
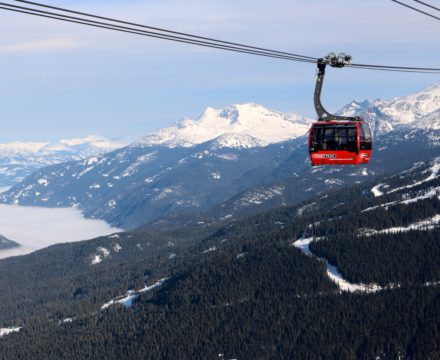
(0, 205), (121, 260)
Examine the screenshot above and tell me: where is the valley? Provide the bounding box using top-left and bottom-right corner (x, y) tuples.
(0, 83), (439, 358)
(0, 147), (438, 358)
(0, 204), (121, 259)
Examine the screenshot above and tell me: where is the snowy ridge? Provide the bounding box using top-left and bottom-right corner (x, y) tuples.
(0, 135), (127, 186)
(388, 159), (440, 194)
(135, 103), (312, 149)
(102, 278), (168, 310)
(210, 133), (267, 149)
(339, 81), (440, 136)
(361, 215), (440, 236)
(233, 185), (285, 210)
(378, 81), (440, 124)
(412, 108), (440, 131)
(0, 135), (124, 155)
(363, 158), (440, 213)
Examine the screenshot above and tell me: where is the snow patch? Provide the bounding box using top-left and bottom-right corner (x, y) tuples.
(37, 178), (48, 186)
(325, 179), (344, 186)
(203, 246), (217, 254)
(0, 327), (21, 337)
(297, 202), (317, 217)
(77, 166), (94, 178)
(371, 184), (384, 197)
(361, 214), (440, 236)
(211, 172), (221, 180)
(102, 278), (168, 310)
(91, 247), (111, 265)
(86, 156), (99, 166)
(121, 152), (157, 177)
(362, 186), (440, 212)
(388, 160), (440, 194)
(216, 153), (239, 161)
(237, 186), (285, 208)
(62, 317), (75, 324)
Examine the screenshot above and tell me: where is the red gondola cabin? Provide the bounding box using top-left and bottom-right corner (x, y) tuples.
(308, 121), (372, 166)
(309, 54), (373, 166)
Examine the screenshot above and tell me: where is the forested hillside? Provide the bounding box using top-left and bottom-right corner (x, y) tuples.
(0, 235), (18, 250)
(0, 157), (438, 358)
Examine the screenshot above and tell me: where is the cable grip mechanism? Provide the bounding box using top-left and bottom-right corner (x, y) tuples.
(314, 52), (360, 122)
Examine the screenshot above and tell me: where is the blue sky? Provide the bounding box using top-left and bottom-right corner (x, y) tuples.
(1, 0), (439, 142)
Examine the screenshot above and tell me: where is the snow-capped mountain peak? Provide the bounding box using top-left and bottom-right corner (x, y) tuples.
(0, 141), (48, 153)
(377, 81), (440, 124)
(338, 81), (440, 136)
(0, 135), (124, 155)
(136, 103), (313, 149)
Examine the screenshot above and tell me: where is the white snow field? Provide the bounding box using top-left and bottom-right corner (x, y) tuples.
(0, 205), (121, 260)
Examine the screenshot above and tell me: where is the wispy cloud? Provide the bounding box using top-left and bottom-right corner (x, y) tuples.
(0, 38), (85, 53)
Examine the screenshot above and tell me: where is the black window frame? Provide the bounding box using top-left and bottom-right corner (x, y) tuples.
(360, 123), (372, 150)
(312, 124), (358, 152)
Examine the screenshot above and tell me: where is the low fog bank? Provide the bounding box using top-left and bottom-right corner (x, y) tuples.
(0, 205), (121, 260)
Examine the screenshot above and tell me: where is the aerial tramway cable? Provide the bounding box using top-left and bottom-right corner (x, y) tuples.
(9, 0), (317, 62)
(390, 0), (440, 20)
(411, 0), (440, 12)
(0, 0), (439, 74)
(0, 3), (317, 63)
(13, 0), (318, 61)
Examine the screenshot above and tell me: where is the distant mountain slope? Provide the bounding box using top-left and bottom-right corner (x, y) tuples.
(339, 81), (440, 136)
(0, 137), (308, 228)
(0, 235), (19, 250)
(2, 83), (440, 229)
(146, 124), (440, 231)
(0, 135), (126, 187)
(0, 104), (312, 228)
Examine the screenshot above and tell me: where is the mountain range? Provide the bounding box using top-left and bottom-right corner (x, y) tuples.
(1, 82), (440, 229)
(0, 82), (439, 359)
(0, 135), (126, 188)
(338, 81), (440, 135)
